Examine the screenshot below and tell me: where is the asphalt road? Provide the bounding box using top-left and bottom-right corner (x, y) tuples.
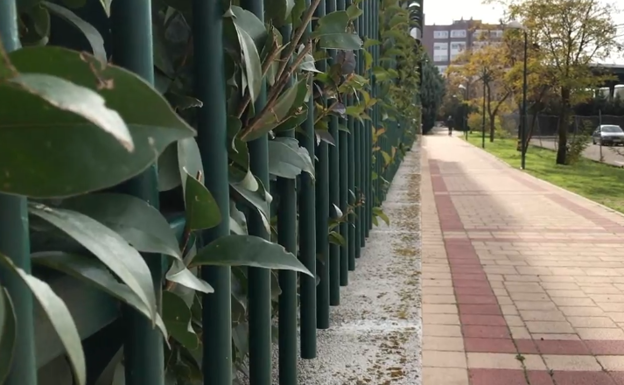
(530, 137), (624, 167)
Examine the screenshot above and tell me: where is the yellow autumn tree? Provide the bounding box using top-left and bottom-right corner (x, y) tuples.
(449, 42), (514, 142)
(491, 0), (621, 164)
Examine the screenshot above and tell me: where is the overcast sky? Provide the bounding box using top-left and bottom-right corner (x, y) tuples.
(424, 0), (624, 64)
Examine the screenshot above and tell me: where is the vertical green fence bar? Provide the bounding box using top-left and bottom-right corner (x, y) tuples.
(241, 0), (272, 382)
(347, 91), (356, 271)
(277, 24), (298, 385)
(360, 0), (368, 247)
(110, 3), (164, 385)
(315, 0), (331, 330)
(364, 0), (372, 240)
(0, 4), (36, 385)
(351, 0), (361, 263)
(337, 0), (349, 286)
(354, 33), (362, 260)
(327, 0), (341, 307)
(298, 0), (317, 357)
(193, 0), (232, 383)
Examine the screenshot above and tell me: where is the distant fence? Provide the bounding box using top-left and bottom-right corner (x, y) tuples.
(499, 113), (624, 141)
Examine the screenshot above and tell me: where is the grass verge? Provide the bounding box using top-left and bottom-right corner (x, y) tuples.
(463, 132), (624, 213)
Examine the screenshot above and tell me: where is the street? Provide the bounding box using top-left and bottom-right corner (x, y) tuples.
(530, 137), (624, 167)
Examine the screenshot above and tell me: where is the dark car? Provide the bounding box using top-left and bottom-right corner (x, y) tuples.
(592, 124), (624, 146)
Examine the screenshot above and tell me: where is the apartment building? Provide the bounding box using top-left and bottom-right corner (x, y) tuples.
(422, 18), (504, 74)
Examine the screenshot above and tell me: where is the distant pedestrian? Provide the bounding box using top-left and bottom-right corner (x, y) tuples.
(447, 115), (454, 136)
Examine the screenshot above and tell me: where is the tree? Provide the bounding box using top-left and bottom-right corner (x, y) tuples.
(420, 55), (446, 134)
(506, 0), (621, 164)
(449, 42), (513, 142)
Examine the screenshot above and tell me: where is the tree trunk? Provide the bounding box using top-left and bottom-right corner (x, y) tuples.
(556, 88), (571, 165)
(524, 111), (539, 151)
(486, 85), (495, 142)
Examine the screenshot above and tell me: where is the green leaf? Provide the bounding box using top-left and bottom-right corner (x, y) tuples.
(299, 49), (321, 73)
(329, 231), (346, 246)
(190, 235), (313, 276)
(229, 201), (248, 235)
(363, 38), (381, 48)
(20, 5), (51, 47)
(264, 0), (295, 27)
(183, 171), (222, 231)
(42, 2), (107, 62)
(244, 78), (308, 141)
(372, 207), (390, 226)
(166, 260), (214, 294)
(158, 144), (181, 192)
(229, 15), (263, 104)
(381, 150), (392, 166)
(0, 253), (86, 385)
(178, 137), (204, 189)
(162, 291), (199, 349)
(312, 11), (363, 50)
(230, 176), (272, 232)
(268, 137), (315, 179)
(346, 4), (363, 20)
(98, 0), (111, 15)
(59, 193), (183, 260)
(28, 203), (158, 319)
(231, 6), (268, 47)
(0, 288), (16, 385)
(6, 46), (196, 198)
(31, 251), (168, 340)
(290, 0), (306, 27)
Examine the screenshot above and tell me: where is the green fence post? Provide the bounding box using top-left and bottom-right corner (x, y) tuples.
(297, 0), (317, 357)
(0, 4), (37, 385)
(337, 0), (349, 286)
(276, 24), (298, 385)
(239, 0), (272, 382)
(347, 91), (356, 270)
(351, 0), (361, 264)
(109, 3), (164, 385)
(192, 1), (232, 384)
(360, 0), (368, 248)
(315, 0), (331, 330)
(364, 0), (372, 240)
(326, 0), (341, 307)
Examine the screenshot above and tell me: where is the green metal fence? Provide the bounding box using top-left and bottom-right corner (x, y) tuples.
(0, 0), (423, 384)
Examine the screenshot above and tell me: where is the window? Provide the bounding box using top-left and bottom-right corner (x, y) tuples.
(450, 42), (466, 52)
(450, 29), (467, 38)
(433, 42), (448, 51)
(436, 65), (448, 74)
(490, 30), (503, 38)
(473, 29), (488, 38)
(433, 54), (447, 62)
(472, 41), (487, 50)
(434, 30), (449, 39)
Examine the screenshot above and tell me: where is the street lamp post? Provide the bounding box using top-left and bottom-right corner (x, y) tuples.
(520, 30), (528, 169)
(458, 84), (468, 140)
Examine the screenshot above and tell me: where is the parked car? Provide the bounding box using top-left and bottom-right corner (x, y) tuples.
(592, 124), (624, 146)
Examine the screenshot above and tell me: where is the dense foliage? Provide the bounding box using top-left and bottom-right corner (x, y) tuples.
(0, 0), (421, 384)
(420, 55), (445, 134)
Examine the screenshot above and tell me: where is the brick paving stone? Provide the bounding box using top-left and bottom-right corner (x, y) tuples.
(421, 135), (624, 385)
(421, 134), (624, 384)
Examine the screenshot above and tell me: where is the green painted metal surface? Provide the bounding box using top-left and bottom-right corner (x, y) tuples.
(193, 0), (233, 383)
(298, 0), (318, 359)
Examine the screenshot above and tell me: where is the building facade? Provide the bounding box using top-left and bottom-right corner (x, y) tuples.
(422, 18), (504, 74)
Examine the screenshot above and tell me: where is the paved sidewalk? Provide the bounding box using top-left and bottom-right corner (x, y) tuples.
(422, 132), (624, 385)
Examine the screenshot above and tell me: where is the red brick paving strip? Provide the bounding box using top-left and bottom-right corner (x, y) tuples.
(428, 158), (624, 385)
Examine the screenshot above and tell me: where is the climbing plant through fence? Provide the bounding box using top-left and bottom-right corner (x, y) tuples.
(0, 0), (423, 385)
